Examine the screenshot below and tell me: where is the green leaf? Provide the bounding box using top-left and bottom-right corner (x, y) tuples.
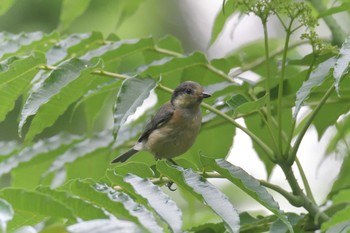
(0, 53), (46, 122)
(46, 33), (94, 65)
(67, 219), (142, 233)
(0, 0), (15, 16)
(269, 213), (300, 233)
(59, 0), (91, 31)
(333, 36), (350, 94)
(226, 94), (248, 112)
(123, 174), (183, 233)
(210, 0), (236, 46)
(0, 188), (75, 220)
(0, 198), (13, 231)
(156, 161), (240, 233)
(0, 32), (46, 59)
(112, 162), (154, 178)
(332, 189), (350, 205)
(70, 179), (164, 233)
(19, 58), (101, 143)
(322, 206), (350, 231)
(293, 57), (336, 118)
(0, 133), (80, 177)
(81, 37), (154, 62)
(324, 221), (350, 233)
(113, 77), (156, 138)
(188, 222), (226, 233)
(137, 51), (208, 77)
(44, 131), (113, 176)
(318, 3), (350, 18)
(330, 155), (350, 197)
(36, 186), (108, 220)
(157, 35), (183, 54)
(201, 157), (293, 233)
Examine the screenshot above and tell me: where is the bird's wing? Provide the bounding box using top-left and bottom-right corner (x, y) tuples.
(138, 102), (174, 142)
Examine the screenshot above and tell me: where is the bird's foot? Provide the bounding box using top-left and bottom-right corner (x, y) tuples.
(166, 181), (177, 191)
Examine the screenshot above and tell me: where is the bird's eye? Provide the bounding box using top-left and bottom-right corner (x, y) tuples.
(185, 88), (193, 94)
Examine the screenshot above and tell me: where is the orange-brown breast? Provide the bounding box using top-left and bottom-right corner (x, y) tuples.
(145, 107), (202, 159)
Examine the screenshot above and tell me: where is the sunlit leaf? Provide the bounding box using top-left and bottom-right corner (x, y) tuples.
(0, 32), (44, 59)
(68, 219), (142, 233)
(0, 198), (14, 232)
(19, 58), (102, 143)
(123, 174), (183, 233)
(0, 53), (45, 122)
(70, 179), (164, 233)
(201, 157), (293, 233)
(333, 36), (350, 94)
(156, 161), (240, 233)
(113, 77), (156, 138)
(293, 57), (336, 118)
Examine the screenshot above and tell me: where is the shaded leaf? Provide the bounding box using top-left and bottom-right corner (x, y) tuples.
(0, 53), (46, 122)
(113, 77), (156, 138)
(156, 161), (240, 233)
(293, 57), (336, 118)
(124, 174), (183, 233)
(201, 157), (293, 233)
(269, 213), (301, 233)
(332, 189), (350, 205)
(324, 220), (350, 233)
(19, 58), (101, 143)
(333, 36), (350, 93)
(36, 186), (108, 220)
(329, 154), (350, 197)
(59, 0), (91, 31)
(70, 179), (163, 233)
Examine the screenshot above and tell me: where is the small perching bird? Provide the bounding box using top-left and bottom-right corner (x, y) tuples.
(111, 81), (211, 163)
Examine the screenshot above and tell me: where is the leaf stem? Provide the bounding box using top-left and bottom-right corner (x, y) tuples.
(279, 162), (329, 224)
(289, 85), (335, 163)
(262, 21), (274, 138)
(295, 157), (316, 203)
(277, 21), (293, 159)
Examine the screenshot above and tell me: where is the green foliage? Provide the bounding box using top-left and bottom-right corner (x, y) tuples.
(0, 0), (349, 232)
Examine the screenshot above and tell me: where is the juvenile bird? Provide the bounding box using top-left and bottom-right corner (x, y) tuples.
(111, 81), (211, 163)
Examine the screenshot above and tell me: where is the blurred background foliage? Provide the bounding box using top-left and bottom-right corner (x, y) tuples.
(1, 0), (350, 232)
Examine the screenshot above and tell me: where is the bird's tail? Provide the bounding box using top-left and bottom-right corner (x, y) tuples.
(111, 148), (138, 163)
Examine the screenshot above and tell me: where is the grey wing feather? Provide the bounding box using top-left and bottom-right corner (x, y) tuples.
(138, 102), (174, 142)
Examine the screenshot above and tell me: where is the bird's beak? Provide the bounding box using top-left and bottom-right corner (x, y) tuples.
(202, 92), (211, 98)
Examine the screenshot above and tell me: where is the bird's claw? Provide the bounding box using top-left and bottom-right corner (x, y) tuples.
(166, 181), (176, 191)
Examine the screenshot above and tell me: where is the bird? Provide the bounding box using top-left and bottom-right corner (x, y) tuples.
(111, 81), (211, 163)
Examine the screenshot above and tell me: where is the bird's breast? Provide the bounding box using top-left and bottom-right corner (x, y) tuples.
(145, 108), (202, 159)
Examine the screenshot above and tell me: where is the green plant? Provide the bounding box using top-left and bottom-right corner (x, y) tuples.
(0, 0), (350, 232)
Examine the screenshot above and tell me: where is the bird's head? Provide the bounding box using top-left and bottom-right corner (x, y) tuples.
(171, 81), (211, 108)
